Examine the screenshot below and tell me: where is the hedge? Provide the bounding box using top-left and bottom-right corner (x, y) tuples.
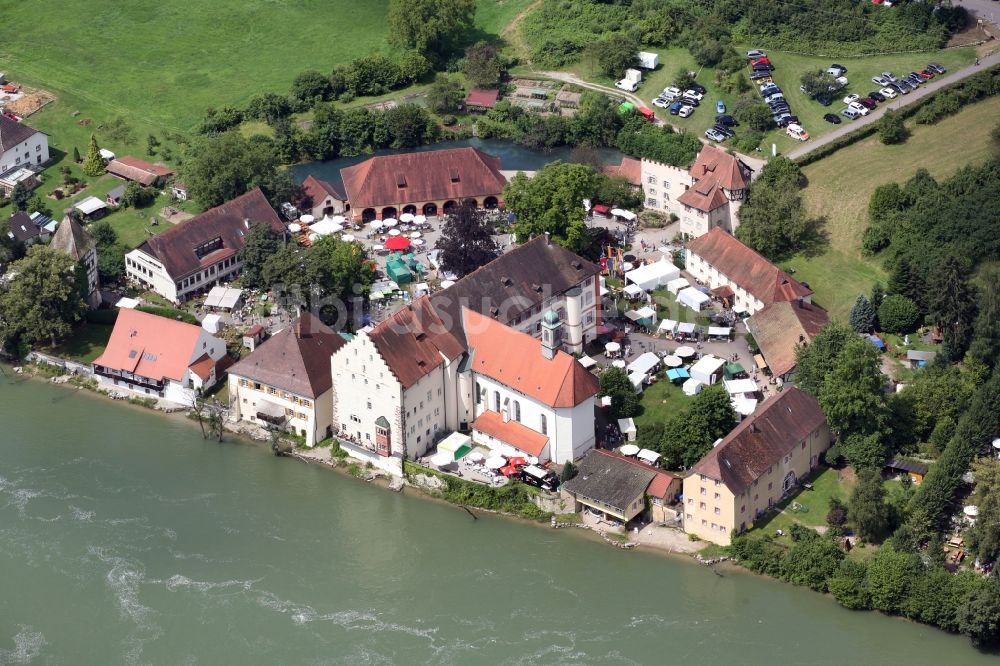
(136, 305), (198, 325)
(85, 309), (119, 325)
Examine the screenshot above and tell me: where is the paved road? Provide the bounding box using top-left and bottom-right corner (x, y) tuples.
(956, 0), (999, 23)
(785, 49), (1000, 160)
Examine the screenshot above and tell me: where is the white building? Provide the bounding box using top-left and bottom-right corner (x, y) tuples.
(0, 116), (49, 192)
(125, 187), (284, 303)
(228, 313), (345, 446)
(92, 309), (227, 405)
(49, 215), (99, 308)
(685, 227), (812, 316)
(640, 146), (752, 238)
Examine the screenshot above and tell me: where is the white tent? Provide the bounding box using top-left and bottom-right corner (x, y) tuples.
(627, 351), (660, 376)
(676, 322), (696, 336)
(437, 432), (472, 459)
(617, 418), (637, 442)
(204, 286), (244, 311)
(201, 313), (222, 334)
(637, 449), (661, 465)
(636, 305), (657, 320)
(690, 355), (726, 385)
(610, 208), (637, 221)
(578, 355), (597, 369)
(724, 378), (758, 395)
(115, 297), (139, 309)
(628, 371), (646, 393)
(677, 287), (711, 310)
(624, 258), (680, 291)
(622, 283), (645, 299)
(658, 318), (677, 335)
(732, 397), (758, 417)
(666, 277), (690, 294)
(708, 326), (732, 338)
(309, 218), (344, 236)
(683, 378), (704, 396)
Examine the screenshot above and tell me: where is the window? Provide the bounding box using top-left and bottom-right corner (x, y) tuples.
(701, 519), (707, 526)
(741, 505), (746, 513)
(646, 198), (658, 208)
(714, 492), (720, 500)
(513, 401), (521, 422)
(711, 523), (717, 530)
(687, 498), (693, 505)
(493, 391), (500, 412)
(714, 507), (720, 515)
(700, 487), (706, 495)
(662, 179), (670, 188)
(686, 513), (693, 520)
(540, 414), (547, 435)
(366, 400), (372, 410)
(699, 502), (706, 510)
(647, 175), (656, 184)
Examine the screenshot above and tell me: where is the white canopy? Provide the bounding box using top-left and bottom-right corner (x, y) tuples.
(724, 378), (758, 395)
(674, 345), (696, 358)
(964, 505), (979, 518)
(610, 208), (637, 221)
(288, 223), (302, 233)
(341, 234), (356, 242)
(620, 444), (640, 456)
(627, 352), (661, 376)
(382, 218), (398, 227)
(204, 286), (243, 310)
(413, 214), (427, 224)
(437, 432), (472, 458)
(708, 326), (732, 337)
(578, 355), (597, 369)
(309, 218), (343, 236)
(662, 355), (682, 368)
(485, 456), (507, 470)
(624, 258), (680, 291)
(628, 371), (646, 391)
(624, 310), (645, 322)
(329, 215), (347, 224)
(617, 418), (637, 441)
(605, 341), (621, 353)
(612, 359), (627, 368)
(636, 305), (657, 320)
(115, 297), (139, 309)
(299, 214), (315, 224)
(623, 283), (645, 298)
(676, 322), (696, 335)
(658, 318), (678, 334)
(666, 277), (690, 295)
(73, 196), (107, 215)
(201, 313), (222, 334)
(414, 282), (430, 296)
(637, 449), (661, 465)
(369, 219), (384, 230)
(682, 378), (704, 396)
(388, 228), (401, 236)
(690, 355), (726, 385)
(431, 452), (454, 467)
(399, 213), (415, 222)
(440, 279), (456, 289)
(731, 397), (758, 417)
(677, 287), (711, 310)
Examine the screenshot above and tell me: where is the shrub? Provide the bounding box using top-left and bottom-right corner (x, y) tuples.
(878, 294), (920, 334)
(877, 110), (908, 145)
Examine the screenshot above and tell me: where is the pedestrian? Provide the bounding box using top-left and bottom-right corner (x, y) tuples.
(975, 57), (980, 66)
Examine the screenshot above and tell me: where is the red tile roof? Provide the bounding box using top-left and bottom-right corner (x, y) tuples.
(188, 353), (215, 381)
(93, 309), (206, 382)
(746, 301), (829, 377)
(134, 187), (283, 280)
(365, 297), (465, 390)
(465, 88), (500, 108)
(472, 410), (549, 457)
(463, 309), (599, 408)
(600, 157), (642, 186)
(300, 175), (345, 209)
(677, 171), (731, 212)
(106, 156), (174, 185)
(339, 147), (506, 211)
(689, 145), (750, 191)
(691, 388), (827, 495)
(686, 228), (812, 305)
(593, 449), (679, 499)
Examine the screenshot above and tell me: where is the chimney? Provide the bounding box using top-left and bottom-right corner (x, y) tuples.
(544, 232), (551, 245)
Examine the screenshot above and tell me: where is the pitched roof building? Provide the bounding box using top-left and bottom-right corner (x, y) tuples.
(6, 211), (50, 245)
(229, 312), (347, 446)
(125, 187), (284, 303)
(562, 450), (658, 523)
(600, 157), (642, 187)
(0, 115), (49, 190)
(298, 175), (347, 219)
(464, 88), (500, 110)
(683, 388), (832, 544)
(685, 227), (812, 315)
(746, 300), (829, 378)
(51, 214), (99, 305)
(106, 156), (174, 186)
(340, 147), (506, 221)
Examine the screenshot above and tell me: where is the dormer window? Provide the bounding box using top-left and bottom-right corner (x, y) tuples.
(449, 169), (460, 183)
(397, 174), (407, 188)
(193, 236), (224, 259)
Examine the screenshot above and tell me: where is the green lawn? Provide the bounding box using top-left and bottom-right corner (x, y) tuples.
(50, 323), (113, 363)
(752, 466), (853, 536)
(634, 377), (691, 429)
(791, 94), (1000, 320)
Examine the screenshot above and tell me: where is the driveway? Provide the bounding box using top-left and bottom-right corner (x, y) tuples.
(785, 50), (1000, 160)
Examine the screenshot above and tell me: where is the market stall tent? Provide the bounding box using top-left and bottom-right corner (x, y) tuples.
(617, 418), (637, 442)
(677, 287), (711, 310)
(666, 368), (690, 383)
(658, 318), (678, 336)
(683, 378), (704, 396)
(627, 351), (661, 377)
(637, 449), (661, 466)
(690, 355), (726, 385)
(622, 283), (645, 299)
(624, 258), (680, 291)
(436, 433), (472, 460)
(666, 277), (690, 294)
(723, 378), (758, 395)
(628, 371), (646, 393)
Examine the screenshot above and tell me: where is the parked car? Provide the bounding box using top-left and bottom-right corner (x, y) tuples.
(816, 95), (833, 106)
(868, 91), (886, 102)
(858, 97), (877, 109)
(906, 73), (925, 85)
(705, 128), (727, 142)
(827, 64), (847, 76)
(882, 71), (897, 82)
(843, 93), (860, 104)
(848, 101), (870, 116)
(765, 92), (785, 104)
(669, 101), (683, 115)
(880, 86), (898, 99)
(750, 71), (773, 83)
(653, 97), (670, 108)
(681, 96), (700, 107)
(747, 49), (767, 59)
(684, 89), (705, 101)
(713, 124), (735, 137)
(872, 75), (890, 86)
(841, 106), (863, 119)
(663, 86), (682, 98)
(760, 84), (780, 96)
(715, 100), (726, 114)
(927, 63), (946, 74)
(716, 114), (737, 127)
(615, 79), (638, 92)
(773, 114), (794, 127)
(836, 75), (849, 87)
(918, 69), (935, 80)
(687, 83), (707, 94)
(823, 112), (842, 124)
(786, 123), (810, 141)
(769, 103), (790, 114)
(678, 105), (694, 118)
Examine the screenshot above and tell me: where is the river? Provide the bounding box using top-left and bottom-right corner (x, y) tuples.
(290, 138), (625, 192)
(0, 376), (992, 665)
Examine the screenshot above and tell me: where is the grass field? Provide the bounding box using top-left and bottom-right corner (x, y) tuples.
(753, 466), (853, 536)
(787, 94), (1000, 320)
(634, 378), (691, 429)
(50, 323), (113, 363)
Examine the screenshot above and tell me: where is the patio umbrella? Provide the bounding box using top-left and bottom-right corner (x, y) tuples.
(612, 360), (626, 368)
(500, 464), (520, 477)
(300, 214), (315, 224)
(508, 457), (527, 467)
(467, 451), (485, 463)
(485, 456), (507, 470)
(288, 223), (301, 233)
(341, 234), (356, 242)
(388, 228), (401, 236)
(399, 213), (415, 223)
(410, 231), (422, 238)
(605, 342), (621, 354)
(620, 444), (640, 456)
(308, 232), (318, 242)
(382, 218), (397, 227)
(385, 236), (411, 252)
(675, 345), (696, 358)
(431, 452), (453, 467)
(964, 505), (979, 518)
(330, 215), (346, 224)
(440, 280), (455, 288)
(413, 215), (427, 224)
(662, 355), (683, 367)
(527, 456), (539, 466)
(369, 220), (384, 230)
(412, 238), (425, 246)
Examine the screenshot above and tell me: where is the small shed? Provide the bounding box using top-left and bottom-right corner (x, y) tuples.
(636, 51), (659, 69)
(682, 378), (704, 396)
(905, 350), (937, 369)
(171, 182), (189, 201)
(617, 418), (637, 442)
(73, 196), (108, 220)
(202, 313), (222, 334)
(243, 324), (266, 352)
(106, 185), (125, 207)
(885, 458), (928, 484)
(464, 89), (500, 112)
(690, 355), (726, 385)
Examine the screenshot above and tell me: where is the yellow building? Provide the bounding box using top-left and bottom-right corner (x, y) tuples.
(683, 388), (832, 545)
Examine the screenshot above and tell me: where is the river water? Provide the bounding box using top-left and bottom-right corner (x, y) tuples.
(290, 138), (625, 192)
(0, 376), (992, 664)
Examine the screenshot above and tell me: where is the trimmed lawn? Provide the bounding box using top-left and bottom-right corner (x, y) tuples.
(788, 94), (1000, 321)
(752, 466), (853, 536)
(634, 377), (691, 429)
(50, 323), (113, 363)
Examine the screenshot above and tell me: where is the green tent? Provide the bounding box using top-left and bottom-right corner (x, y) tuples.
(618, 101), (636, 115)
(386, 260), (412, 285)
(724, 362), (746, 380)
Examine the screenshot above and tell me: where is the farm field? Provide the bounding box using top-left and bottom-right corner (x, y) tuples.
(786, 94), (1000, 320)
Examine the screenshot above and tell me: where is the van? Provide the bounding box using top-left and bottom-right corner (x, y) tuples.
(615, 79), (638, 92)
(521, 465), (559, 491)
(841, 106), (862, 119)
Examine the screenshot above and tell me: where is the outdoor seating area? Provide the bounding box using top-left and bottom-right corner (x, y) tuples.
(424, 440), (555, 489)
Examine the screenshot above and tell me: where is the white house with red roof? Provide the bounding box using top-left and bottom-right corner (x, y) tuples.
(92, 309), (228, 405)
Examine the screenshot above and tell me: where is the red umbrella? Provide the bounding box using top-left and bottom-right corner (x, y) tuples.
(508, 457), (527, 467)
(500, 464), (520, 477)
(385, 236), (411, 252)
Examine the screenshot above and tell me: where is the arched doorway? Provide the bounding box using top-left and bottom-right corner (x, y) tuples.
(402, 204), (417, 216)
(381, 206), (397, 220)
(442, 200), (457, 215)
(483, 196), (499, 209)
(361, 208), (377, 223)
(422, 202), (438, 217)
(463, 198), (478, 208)
(782, 471), (797, 493)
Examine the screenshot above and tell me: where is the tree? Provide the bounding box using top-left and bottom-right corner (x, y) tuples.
(290, 70), (333, 107)
(671, 65), (692, 88)
(426, 74), (465, 113)
(182, 132), (298, 209)
(877, 110), (909, 145)
(888, 257), (925, 312)
(0, 246), (86, 349)
(958, 578), (1000, 647)
(82, 134), (106, 177)
(735, 158), (816, 259)
(849, 468), (892, 541)
(437, 204), (500, 277)
(388, 0), (475, 62)
(600, 368), (639, 419)
(659, 385), (735, 469)
(504, 162), (598, 254)
(828, 559), (872, 610)
(780, 535), (844, 592)
(866, 545), (921, 613)
(305, 235), (374, 312)
(72, 146), (81, 163)
(97, 243), (127, 283)
(870, 282), (886, 310)
(794, 321), (853, 397)
(731, 95), (773, 132)
(121, 181), (154, 208)
(967, 458), (1000, 563)
(146, 134), (159, 156)
(926, 255), (977, 361)
(878, 294), (920, 334)
(586, 34), (640, 77)
(561, 461), (578, 483)
(463, 41), (504, 88)
(968, 266), (1000, 369)
(239, 223), (283, 290)
(849, 294), (877, 333)
(88, 221), (117, 248)
(398, 50), (432, 85)
(799, 69), (839, 98)
(817, 338), (889, 460)
(9, 181), (31, 212)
